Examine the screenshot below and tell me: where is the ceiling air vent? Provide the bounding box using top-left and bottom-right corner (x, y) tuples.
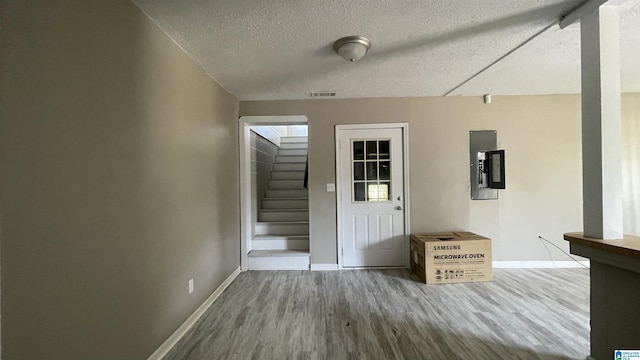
(310, 91), (336, 98)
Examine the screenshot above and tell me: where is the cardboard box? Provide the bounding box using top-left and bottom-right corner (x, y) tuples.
(410, 231), (492, 284)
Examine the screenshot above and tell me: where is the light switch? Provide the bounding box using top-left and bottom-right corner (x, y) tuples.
(326, 183), (336, 192)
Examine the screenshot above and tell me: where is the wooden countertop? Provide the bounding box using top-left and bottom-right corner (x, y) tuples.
(564, 232), (640, 259)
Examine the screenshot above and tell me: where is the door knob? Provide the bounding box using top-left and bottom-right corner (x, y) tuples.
(396, 206), (403, 211)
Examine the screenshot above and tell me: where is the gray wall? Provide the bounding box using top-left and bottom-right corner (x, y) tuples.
(240, 94), (640, 265)
(0, 0), (240, 359)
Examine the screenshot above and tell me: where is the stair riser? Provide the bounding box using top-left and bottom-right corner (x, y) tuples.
(265, 189), (308, 198)
(251, 239), (309, 251)
(263, 199), (308, 209)
(255, 223), (309, 235)
(280, 143), (308, 149)
(268, 180), (305, 189)
(259, 211), (309, 222)
(275, 155), (307, 163)
(270, 171), (305, 180)
(273, 163), (306, 171)
(248, 255), (309, 270)
(278, 149), (308, 156)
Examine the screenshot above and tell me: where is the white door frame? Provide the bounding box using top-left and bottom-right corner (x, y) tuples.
(335, 123), (411, 269)
(238, 115), (308, 271)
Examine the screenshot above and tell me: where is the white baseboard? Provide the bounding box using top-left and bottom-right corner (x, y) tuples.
(310, 263), (339, 271)
(493, 261), (590, 269)
(146, 266), (241, 360)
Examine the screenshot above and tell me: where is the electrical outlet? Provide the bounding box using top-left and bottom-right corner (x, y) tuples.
(188, 279), (194, 294)
(326, 183), (336, 192)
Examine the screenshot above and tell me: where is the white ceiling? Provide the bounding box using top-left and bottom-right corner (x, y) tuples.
(132, 0), (640, 100)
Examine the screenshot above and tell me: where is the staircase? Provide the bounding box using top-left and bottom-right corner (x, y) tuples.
(248, 136), (310, 270)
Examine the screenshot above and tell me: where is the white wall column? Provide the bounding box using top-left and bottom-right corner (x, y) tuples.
(580, 6), (623, 240)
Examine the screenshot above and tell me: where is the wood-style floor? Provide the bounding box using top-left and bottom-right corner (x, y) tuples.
(163, 269), (590, 360)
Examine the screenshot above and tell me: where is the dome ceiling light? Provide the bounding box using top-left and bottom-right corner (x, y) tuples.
(332, 36), (371, 62)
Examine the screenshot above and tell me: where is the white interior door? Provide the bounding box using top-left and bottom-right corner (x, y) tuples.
(338, 127), (406, 267)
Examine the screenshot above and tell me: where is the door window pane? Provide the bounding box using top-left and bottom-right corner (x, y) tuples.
(353, 141), (364, 160)
(366, 161), (378, 180)
(366, 141), (377, 160)
(354, 162), (364, 181)
(379, 182), (391, 200)
(368, 183), (389, 202)
(379, 141), (390, 159)
(379, 161), (390, 181)
(354, 182), (366, 201)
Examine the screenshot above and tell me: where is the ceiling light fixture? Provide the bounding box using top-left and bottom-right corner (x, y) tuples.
(333, 36), (371, 62)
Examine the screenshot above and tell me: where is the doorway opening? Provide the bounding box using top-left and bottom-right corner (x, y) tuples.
(239, 116), (309, 270)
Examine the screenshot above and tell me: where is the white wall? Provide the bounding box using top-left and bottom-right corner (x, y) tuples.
(251, 126), (284, 146)
(288, 125), (308, 136)
(251, 125), (308, 146)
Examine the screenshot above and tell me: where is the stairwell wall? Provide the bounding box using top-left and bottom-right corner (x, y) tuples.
(250, 131), (280, 232)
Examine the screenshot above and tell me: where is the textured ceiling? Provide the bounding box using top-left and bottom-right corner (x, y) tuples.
(452, 3), (640, 96)
(132, 0), (640, 100)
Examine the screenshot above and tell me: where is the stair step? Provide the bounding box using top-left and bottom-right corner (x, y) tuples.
(278, 149), (308, 156)
(265, 189), (308, 198)
(249, 249), (310, 257)
(254, 221), (309, 235)
(252, 235), (309, 250)
(252, 234), (309, 240)
(268, 179), (305, 189)
(263, 198), (308, 209)
(273, 163), (306, 171)
(280, 136), (308, 144)
(275, 155), (307, 163)
(271, 171), (305, 180)
(280, 142), (308, 150)
(259, 209), (309, 221)
(247, 250), (310, 270)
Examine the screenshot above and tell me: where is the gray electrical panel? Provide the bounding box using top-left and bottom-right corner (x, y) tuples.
(470, 130), (498, 200)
